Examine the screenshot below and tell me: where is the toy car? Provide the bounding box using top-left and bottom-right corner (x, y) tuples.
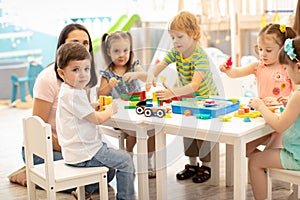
(135, 100), (167, 118)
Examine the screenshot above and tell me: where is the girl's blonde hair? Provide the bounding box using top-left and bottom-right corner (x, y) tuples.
(101, 31), (134, 72)
(168, 10), (201, 41)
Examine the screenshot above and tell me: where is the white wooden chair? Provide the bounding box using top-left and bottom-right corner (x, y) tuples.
(23, 116), (109, 200)
(267, 168), (300, 200)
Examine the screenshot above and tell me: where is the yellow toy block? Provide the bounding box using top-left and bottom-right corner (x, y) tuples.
(164, 112), (172, 118)
(152, 92), (157, 101)
(98, 95), (113, 111)
(129, 101), (139, 106)
(218, 115), (232, 122)
(234, 110), (261, 118)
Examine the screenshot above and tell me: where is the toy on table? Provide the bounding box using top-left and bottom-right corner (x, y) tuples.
(225, 56), (232, 69)
(135, 100), (169, 118)
(171, 97), (240, 118)
(218, 115), (232, 122)
(243, 115), (251, 122)
(233, 106), (261, 118)
(135, 91), (172, 118)
(195, 113), (211, 119)
(98, 95), (113, 111)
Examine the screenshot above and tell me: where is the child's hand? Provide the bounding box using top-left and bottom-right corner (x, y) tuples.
(219, 62), (231, 72)
(262, 97), (281, 106)
(109, 77), (119, 87)
(122, 72), (137, 82)
(277, 96), (288, 107)
(156, 87), (174, 100)
(145, 73), (156, 92)
(248, 98), (265, 110)
(104, 101), (118, 115)
(91, 101), (101, 111)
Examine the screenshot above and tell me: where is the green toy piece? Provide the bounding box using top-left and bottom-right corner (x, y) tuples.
(195, 113), (211, 119)
(243, 115), (251, 122)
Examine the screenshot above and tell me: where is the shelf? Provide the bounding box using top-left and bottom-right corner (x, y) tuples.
(0, 49), (42, 59)
(0, 31), (33, 40)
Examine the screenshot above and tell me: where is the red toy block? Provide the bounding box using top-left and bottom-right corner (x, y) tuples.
(226, 56), (232, 69)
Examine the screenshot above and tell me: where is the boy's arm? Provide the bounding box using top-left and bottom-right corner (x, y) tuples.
(156, 70), (204, 100)
(84, 101), (118, 125)
(146, 60), (169, 91)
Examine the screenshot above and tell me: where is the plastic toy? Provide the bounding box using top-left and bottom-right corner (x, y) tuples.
(225, 56), (232, 69)
(135, 100), (168, 118)
(243, 116), (251, 122)
(218, 115), (232, 122)
(171, 97), (240, 118)
(234, 110), (261, 118)
(195, 113), (211, 119)
(98, 95), (112, 111)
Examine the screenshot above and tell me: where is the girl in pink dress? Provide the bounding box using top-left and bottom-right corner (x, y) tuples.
(220, 23), (297, 156)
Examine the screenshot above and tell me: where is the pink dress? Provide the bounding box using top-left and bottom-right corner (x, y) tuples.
(255, 62), (292, 99)
(254, 62), (292, 148)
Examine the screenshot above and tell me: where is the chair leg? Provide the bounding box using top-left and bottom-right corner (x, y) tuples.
(267, 169), (272, 200)
(19, 82), (26, 102)
(47, 187), (57, 200)
(11, 83), (17, 103)
(27, 181), (37, 200)
(288, 184), (299, 200)
(100, 174), (108, 200)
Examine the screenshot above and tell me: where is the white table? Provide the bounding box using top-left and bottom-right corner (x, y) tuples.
(104, 99), (274, 200)
(143, 111), (274, 200)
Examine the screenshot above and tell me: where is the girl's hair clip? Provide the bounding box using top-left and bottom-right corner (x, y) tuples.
(279, 24), (286, 33)
(284, 38), (299, 61)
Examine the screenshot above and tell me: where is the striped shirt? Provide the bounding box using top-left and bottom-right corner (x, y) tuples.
(163, 44), (218, 97)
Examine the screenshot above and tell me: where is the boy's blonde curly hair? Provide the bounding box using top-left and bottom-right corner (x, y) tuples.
(168, 10), (201, 41)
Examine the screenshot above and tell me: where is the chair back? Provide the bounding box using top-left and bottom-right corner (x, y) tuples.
(27, 61), (44, 96)
(23, 116), (55, 184)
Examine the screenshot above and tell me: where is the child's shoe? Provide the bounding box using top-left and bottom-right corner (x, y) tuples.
(176, 163), (199, 180)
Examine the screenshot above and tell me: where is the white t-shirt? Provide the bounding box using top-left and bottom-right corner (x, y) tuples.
(33, 64), (61, 136)
(56, 83), (103, 164)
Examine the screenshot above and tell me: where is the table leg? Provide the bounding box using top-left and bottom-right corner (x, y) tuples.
(226, 144), (234, 186)
(211, 142), (219, 186)
(234, 139), (247, 200)
(155, 125), (167, 200)
(136, 125), (149, 200)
